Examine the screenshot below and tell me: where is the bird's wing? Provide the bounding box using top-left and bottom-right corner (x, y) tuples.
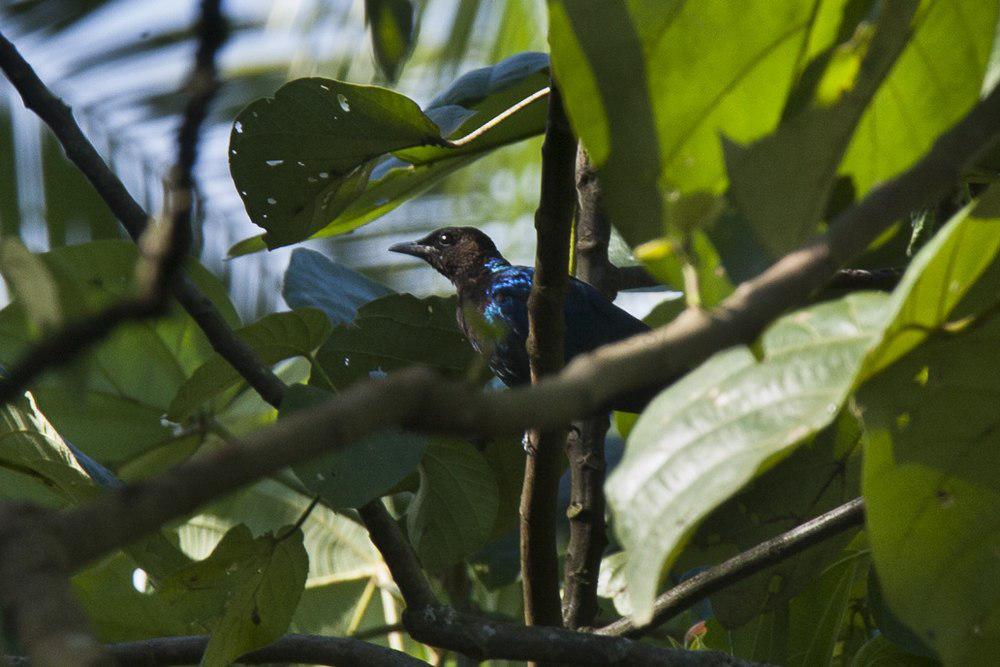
(564, 277), (650, 358)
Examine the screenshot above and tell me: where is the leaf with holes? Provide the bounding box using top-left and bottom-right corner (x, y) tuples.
(228, 52), (549, 254)
(607, 293), (888, 624)
(407, 439), (499, 571)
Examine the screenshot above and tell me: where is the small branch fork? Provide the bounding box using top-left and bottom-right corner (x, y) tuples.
(1, 6), (999, 666)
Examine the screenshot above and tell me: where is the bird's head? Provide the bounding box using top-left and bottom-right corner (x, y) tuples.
(389, 226), (506, 283)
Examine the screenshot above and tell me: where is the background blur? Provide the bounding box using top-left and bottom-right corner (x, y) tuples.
(0, 0), (561, 318)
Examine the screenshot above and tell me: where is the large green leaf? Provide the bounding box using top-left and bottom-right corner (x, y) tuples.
(407, 439), (499, 571)
(607, 293), (888, 624)
(862, 186), (1000, 378)
(157, 523), (308, 667)
(548, 0), (845, 246)
(0, 240), (239, 464)
(281, 383), (426, 509)
(168, 308), (331, 420)
(858, 279), (1000, 663)
(228, 52), (549, 253)
(313, 293), (478, 389)
(724, 1), (915, 257)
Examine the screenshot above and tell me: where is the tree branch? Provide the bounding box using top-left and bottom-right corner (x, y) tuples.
(6, 633), (429, 667)
(0, 27), (286, 409)
(521, 81), (577, 629)
(562, 147), (612, 630)
(596, 498), (866, 637)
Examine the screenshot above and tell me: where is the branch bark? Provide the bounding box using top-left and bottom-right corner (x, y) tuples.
(596, 498), (866, 637)
(4, 634), (429, 667)
(562, 147), (612, 629)
(0, 27), (286, 409)
(521, 81), (577, 629)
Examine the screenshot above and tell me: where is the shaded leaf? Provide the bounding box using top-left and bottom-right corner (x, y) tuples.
(168, 308), (331, 420)
(365, 0), (417, 82)
(314, 293), (477, 388)
(0, 238), (60, 329)
(281, 383), (426, 509)
(407, 439), (499, 571)
(158, 524), (308, 667)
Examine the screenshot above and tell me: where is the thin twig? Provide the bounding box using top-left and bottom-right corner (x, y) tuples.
(595, 498), (866, 637)
(443, 87), (550, 148)
(521, 81), (577, 630)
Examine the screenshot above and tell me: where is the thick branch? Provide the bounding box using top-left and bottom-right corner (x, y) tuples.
(357, 501), (437, 610)
(562, 147), (613, 630)
(402, 605), (750, 666)
(521, 81), (577, 628)
(596, 498), (866, 637)
(0, 28), (286, 409)
(4, 634), (429, 667)
(0, 504), (109, 666)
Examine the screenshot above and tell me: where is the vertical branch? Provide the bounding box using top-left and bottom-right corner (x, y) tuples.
(521, 82), (577, 629)
(562, 148), (612, 629)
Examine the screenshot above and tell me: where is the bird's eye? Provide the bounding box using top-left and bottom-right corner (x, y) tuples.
(438, 232), (455, 246)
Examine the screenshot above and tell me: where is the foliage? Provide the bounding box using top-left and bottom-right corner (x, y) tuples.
(2, 0), (1000, 665)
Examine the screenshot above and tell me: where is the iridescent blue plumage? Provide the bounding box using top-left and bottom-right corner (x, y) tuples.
(389, 226), (651, 411)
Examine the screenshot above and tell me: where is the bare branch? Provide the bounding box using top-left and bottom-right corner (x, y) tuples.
(0, 27), (286, 409)
(562, 146), (613, 630)
(596, 498), (866, 637)
(7, 633), (428, 667)
(521, 81), (577, 629)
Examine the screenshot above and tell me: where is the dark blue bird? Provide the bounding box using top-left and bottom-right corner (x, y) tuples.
(390, 227), (651, 411)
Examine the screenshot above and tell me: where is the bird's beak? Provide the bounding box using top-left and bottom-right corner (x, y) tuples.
(389, 241), (432, 260)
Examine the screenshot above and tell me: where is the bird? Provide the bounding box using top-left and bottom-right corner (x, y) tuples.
(389, 226), (651, 412)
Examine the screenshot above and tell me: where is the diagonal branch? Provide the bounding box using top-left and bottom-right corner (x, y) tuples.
(0, 26), (286, 409)
(521, 81), (577, 629)
(596, 497), (866, 637)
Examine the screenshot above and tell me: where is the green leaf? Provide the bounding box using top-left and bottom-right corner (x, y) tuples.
(72, 553), (191, 641)
(724, 2), (915, 257)
(365, 0), (417, 82)
(548, 0), (844, 246)
(314, 293), (478, 389)
(229, 78), (443, 249)
(0, 238), (60, 329)
(862, 185), (1000, 378)
(785, 549), (869, 667)
(840, 0), (999, 199)
(157, 524), (308, 667)
(407, 439), (499, 571)
(281, 383), (426, 508)
(168, 308), (331, 420)
(0, 240), (239, 464)
(227, 52), (549, 254)
(857, 289), (1000, 663)
(850, 635), (939, 667)
(607, 293), (888, 624)
(0, 391), (98, 504)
